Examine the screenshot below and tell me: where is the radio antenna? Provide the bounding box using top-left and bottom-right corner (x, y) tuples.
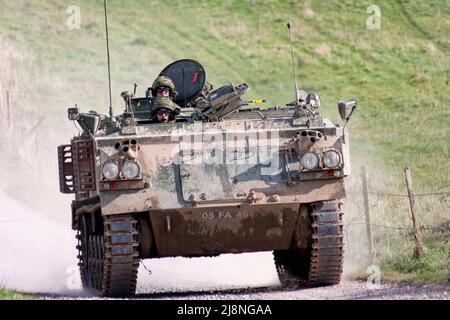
(104, 0), (114, 119)
(287, 22), (300, 105)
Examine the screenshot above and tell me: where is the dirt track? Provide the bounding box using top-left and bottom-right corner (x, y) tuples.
(41, 280), (449, 300)
(139, 280), (450, 300)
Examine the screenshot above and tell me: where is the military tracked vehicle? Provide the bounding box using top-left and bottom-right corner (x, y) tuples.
(58, 4), (356, 296)
(58, 58), (356, 297)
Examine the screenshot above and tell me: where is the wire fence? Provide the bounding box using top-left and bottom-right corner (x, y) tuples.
(343, 165), (449, 270)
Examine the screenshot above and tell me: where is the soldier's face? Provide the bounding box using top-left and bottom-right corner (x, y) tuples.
(156, 87), (170, 97)
(156, 109), (170, 123)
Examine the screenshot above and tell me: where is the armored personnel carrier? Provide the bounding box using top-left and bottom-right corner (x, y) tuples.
(58, 57), (356, 297)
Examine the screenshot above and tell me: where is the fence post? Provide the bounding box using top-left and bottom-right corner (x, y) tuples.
(404, 167), (426, 258)
(361, 165), (375, 265)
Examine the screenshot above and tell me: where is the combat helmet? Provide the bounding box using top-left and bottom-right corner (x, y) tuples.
(150, 76), (178, 97)
(151, 96), (180, 116)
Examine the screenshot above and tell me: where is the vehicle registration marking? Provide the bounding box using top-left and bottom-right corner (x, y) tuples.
(201, 211), (249, 220)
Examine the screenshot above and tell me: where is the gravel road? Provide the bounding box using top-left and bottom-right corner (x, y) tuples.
(136, 280), (449, 300)
(42, 279), (449, 300)
(39, 252), (449, 300)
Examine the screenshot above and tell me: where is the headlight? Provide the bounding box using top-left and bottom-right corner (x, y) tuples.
(102, 162), (119, 180)
(301, 152), (319, 170)
(323, 150), (341, 168)
(122, 161), (140, 179)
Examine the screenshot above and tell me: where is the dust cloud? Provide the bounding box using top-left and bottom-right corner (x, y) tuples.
(0, 188), (80, 293)
(340, 141), (407, 281)
(0, 34), (81, 294)
(0, 30), (282, 296)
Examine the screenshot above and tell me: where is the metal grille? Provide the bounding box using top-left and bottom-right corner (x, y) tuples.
(72, 139), (96, 192)
(58, 144), (75, 193)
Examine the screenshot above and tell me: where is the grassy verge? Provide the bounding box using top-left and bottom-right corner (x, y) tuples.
(0, 288), (36, 300)
(378, 229), (449, 283)
(345, 179), (449, 283)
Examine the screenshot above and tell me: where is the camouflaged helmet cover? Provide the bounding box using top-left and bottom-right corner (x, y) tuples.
(152, 96), (179, 115)
(151, 76), (176, 91)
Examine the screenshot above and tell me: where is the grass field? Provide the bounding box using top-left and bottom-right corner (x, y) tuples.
(0, 0), (448, 284)
(0, 288), (35, 300)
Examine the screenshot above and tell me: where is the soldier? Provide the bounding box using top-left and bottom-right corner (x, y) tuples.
(151, 96), (180, 123)
(148, 76), (181, 123)
(148, 76), (178, 99)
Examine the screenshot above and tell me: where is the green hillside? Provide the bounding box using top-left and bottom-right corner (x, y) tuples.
(0, 0), (448, 283)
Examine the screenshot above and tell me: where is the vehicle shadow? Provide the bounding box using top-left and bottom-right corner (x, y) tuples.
(133, 282), (324, 300)
(35, 282), (336, 300)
